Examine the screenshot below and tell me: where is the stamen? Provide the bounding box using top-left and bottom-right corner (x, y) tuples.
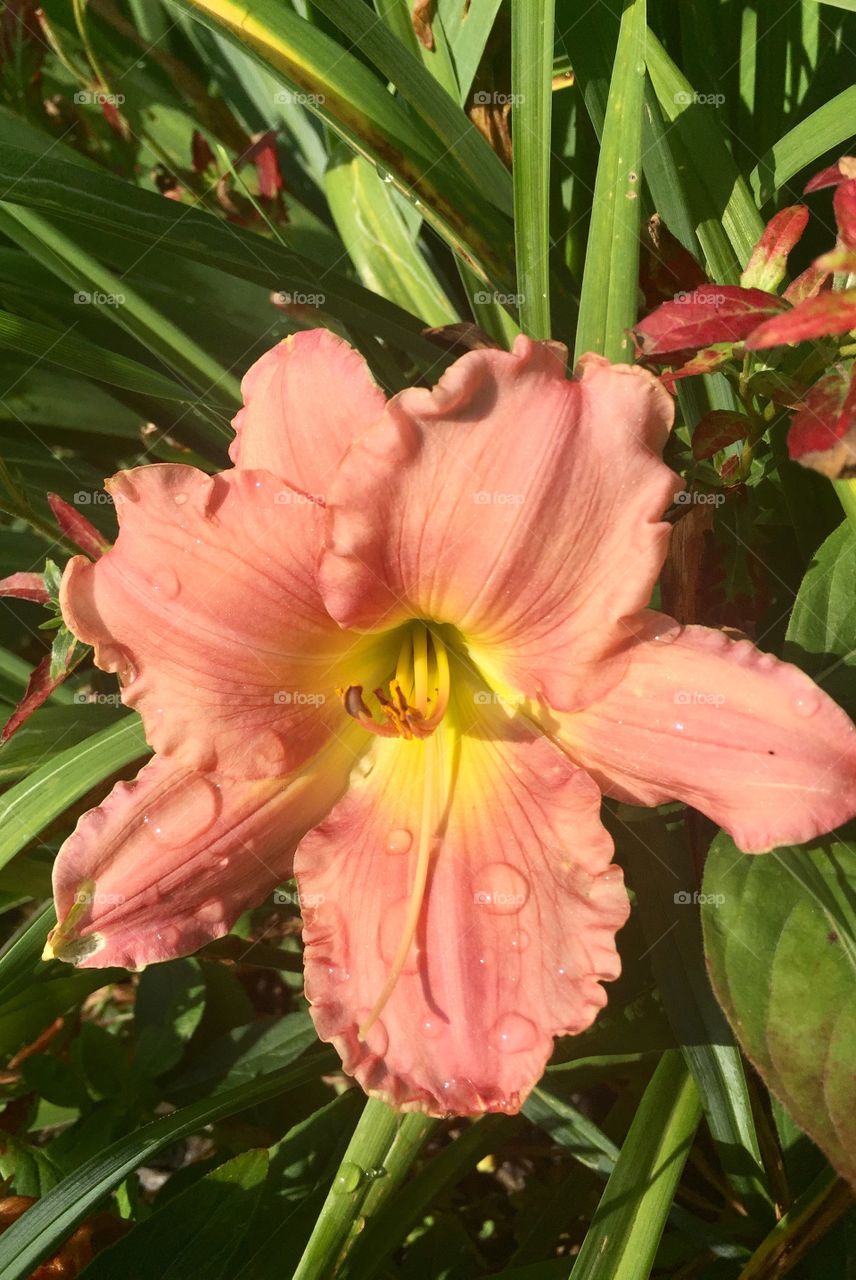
(340, 624), (453, 741)
(359, 738), (436, 1040)
(413, 625), (429, 715)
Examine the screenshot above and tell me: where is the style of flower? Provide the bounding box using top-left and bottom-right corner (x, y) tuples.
(46, 330), (856, 1115)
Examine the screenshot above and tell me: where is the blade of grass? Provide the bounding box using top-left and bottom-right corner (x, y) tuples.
(0, 204), (242, 408)
(0, 309), (191, 402)
(574, 0), (646, 361)
(569, 1051), (702, 1280)
(512, 0), (555, 339)
(0, 716), (149, 871)
(750, 86), (856, 204)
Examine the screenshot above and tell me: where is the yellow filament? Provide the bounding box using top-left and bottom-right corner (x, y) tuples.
(395, 632), (414, 702)
(359, 739), (435, 1040)
(413, 625), (429, 715)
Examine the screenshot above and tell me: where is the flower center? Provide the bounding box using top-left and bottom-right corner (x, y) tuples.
(340, 621), (451, 740)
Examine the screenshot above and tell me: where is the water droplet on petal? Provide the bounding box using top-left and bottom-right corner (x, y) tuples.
(386, 828), (412, 855)
(491, 1012), (538, 1053)
(173, 493), (188, 506)
(421, 1016), (445, 1039)
(327, 965), (351, 984)
(253, 729), (289, 772)
(510, 929), (530, 951)
(143, 775), (220, 845)
(334, 1162), (364, 1194)
(148, 566), (180, 599)
(472, 862), (530, 915)
(794, 690), (822, 717)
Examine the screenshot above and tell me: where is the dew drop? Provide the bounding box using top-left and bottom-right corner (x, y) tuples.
(143, 775), (220, 845)
(510, 929), (530, 951)
(386, 828), (413, 855)
(794, 690), (822, 717)
(472, 862), (530, 915)
(420, 1016), (446, 1039)
(253, 728), (289, 772)
(327, 965), (351, 984)
(334, 1162), (364, 1195)
(147, 566), (180, 599)
(173, 493), (188, 506)
(491, 1012), (538, 1053)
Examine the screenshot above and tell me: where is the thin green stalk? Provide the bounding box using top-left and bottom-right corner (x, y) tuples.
(511, 0), (555, 338)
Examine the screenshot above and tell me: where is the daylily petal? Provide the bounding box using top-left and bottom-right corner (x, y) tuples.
(561, 614), (856, 853)
(61, 465), (386, 778)
(229, 329), (386, 497)
(320, 339), (679, 711)
(47, 739), (358, 970)
(295, 694), (629, 1115)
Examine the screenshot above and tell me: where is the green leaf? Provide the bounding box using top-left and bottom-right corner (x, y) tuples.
(134, 958), (207, 1077)
(0, 1046), (331, 1279)
(80, 1149), (271, 1280)
(703, 831), (856, 1188)
(569, 1051), (702, 1279)
(170, 0), (515, 290)
(751, 87), (856, 205)
(0, 143), (440, 367)
(0, 309), (190, 401)
(511, 0), (555, 339)
(0, 716), (149, 872)
(575, 0), (646, 361)
(782, 521), (856, 715)
(324, 142), (458, 326)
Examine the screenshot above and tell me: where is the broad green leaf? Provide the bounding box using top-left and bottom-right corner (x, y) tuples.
(569, 1051), (702, 1280)
(134, 958), (207, 1077)
(80, 1149), (271, 1280)
(512, 0), (555, 339)
(621, 813), (772, 1218)
(166, 1012), (323, 1099)
(782, 521), (856, 715)
(0, 1046), (331, 1279)
(575, 0), (646, 361)
(0, 716), (149, 871)
(0, 973), (121, 1058)
(703, 832), (856, 1187)
(0, 703), (121, 783)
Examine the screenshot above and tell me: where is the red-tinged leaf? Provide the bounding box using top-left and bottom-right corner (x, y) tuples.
(640, 215), (707, 311)
(746, 289), (856, 349)
(191, 129), (215, 173)
(788, 366), (856, 478)
(240, 130), (284, 202)
(814, 247), (856, 275)
(783, 261), (831, 305)
(834, 180), (856, 251)
(100, 100), (130, 142)
(48, 493), (110, 558)
(0, 572), (49, 603)
(1, 655), (60, 744)
(746, 369), (805, 408)
(804, 156), (856, 193)
(740, 205), (809, 292)
(413, 0), (434, 50)
(659, 346), (734, 394)
(719, 454), (742, 484)
(692, 410), (751, 461)
(633, 287), (787, 358)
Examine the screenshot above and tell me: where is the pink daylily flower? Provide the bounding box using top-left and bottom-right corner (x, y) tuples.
(47, 330), (856, 1115)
